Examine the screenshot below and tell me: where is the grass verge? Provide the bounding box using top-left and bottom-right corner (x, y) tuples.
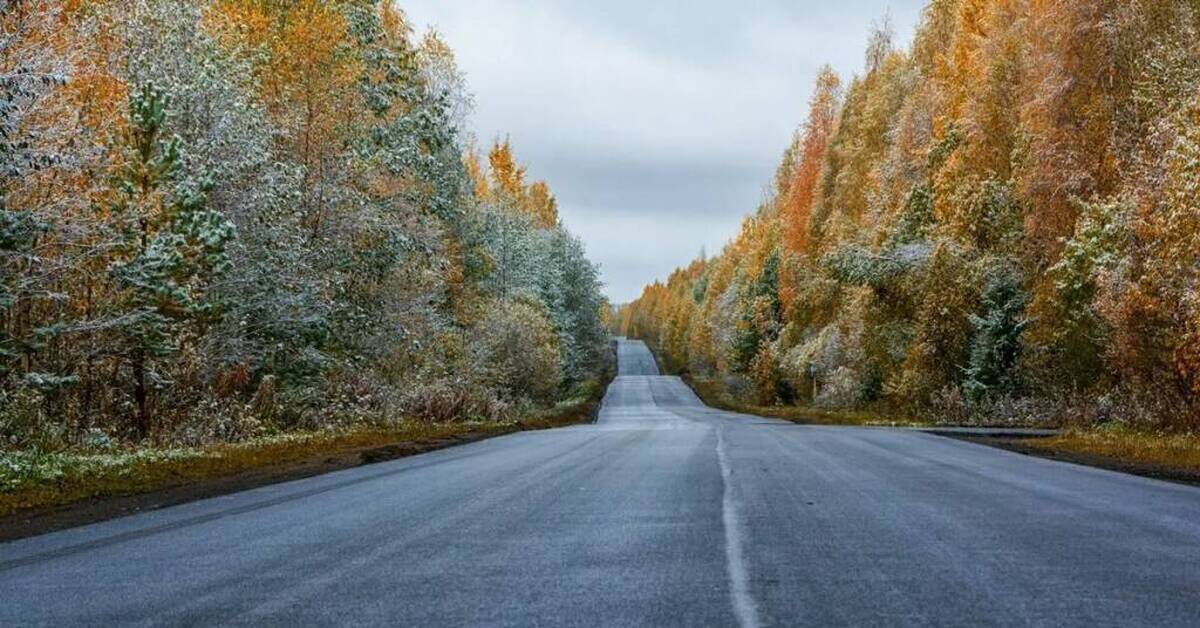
(976, 427), (1200, 485)
(0, 371), (613, 540)
(1, 422), (508, 519)
(685, 371), (1200, 484)
(683, 374), (927, 427)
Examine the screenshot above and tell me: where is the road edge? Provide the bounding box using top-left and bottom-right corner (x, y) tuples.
(0, 352), (618, 543)
(949, 435), (1200, 487)
(644, 343), (1200, 488)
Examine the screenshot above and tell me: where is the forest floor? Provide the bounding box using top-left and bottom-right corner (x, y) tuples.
(0, 377), (612, 542)
(683, 374), (1200, 486)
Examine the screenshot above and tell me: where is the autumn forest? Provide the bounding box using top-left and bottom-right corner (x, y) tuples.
(619, 1), (1200, 430)
(0, 0), (610, 455)
(4, 0), (1200, 501)
(5, 1), (1200, 622)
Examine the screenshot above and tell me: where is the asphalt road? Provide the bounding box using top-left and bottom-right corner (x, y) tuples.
(3, 339), (1199, 627)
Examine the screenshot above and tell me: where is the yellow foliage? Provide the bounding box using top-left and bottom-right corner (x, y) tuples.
(622, 0), (1200, 426)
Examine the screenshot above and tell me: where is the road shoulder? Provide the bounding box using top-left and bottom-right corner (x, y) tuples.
(675, 366), (1200, 488)
(956, 433), (1200, 487)
(1, 377), (613, 543)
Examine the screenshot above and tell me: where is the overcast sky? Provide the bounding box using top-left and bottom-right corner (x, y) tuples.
(402, 1), (927, 303)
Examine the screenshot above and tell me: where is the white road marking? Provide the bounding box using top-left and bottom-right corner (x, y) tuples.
(717, 424), (762, 628)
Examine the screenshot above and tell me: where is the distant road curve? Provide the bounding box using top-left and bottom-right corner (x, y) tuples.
(2, 339), (1199, 626)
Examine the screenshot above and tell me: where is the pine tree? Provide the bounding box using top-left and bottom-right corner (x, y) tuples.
(105, 83), (234, 437)
(964, 270), (1029, 403)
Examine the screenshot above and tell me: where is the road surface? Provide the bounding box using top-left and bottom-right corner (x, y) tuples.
(2, 339), (1199, 627)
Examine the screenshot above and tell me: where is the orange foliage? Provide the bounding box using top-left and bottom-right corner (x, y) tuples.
(1018, 0), (1119, 259)
(207, 0), (363, 228)
(781, 66), (841, 258)
(622, 0), (1200, 426)
(477, 139), (560, 227)
(527, 181), (560, 228)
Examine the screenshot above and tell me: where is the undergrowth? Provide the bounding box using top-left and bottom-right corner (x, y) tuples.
(0, 369), (612, 518)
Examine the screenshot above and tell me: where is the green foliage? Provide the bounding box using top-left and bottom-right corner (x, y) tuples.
(0, 387), (60, 450)
(477, 298), (563, 405)
(109, 83), (234, 331)
(692, 272), (709, 304)
(822, 244), (929, 292)
(949, 178), (1024, 252)
(927, 125), (962, 173)
(0, 210), (45, 255)
(0, 3), (608, 451)
(102, 83), (236, 435)
(890, 184), (934, 246)
(964, 268), (1029, 403)
(733, 252), (781, 372)
(892, 244), (977, 406)
(1032, 198), (1132, 388)
(0, 210), (49, 374)
(0, 63), (67, 178)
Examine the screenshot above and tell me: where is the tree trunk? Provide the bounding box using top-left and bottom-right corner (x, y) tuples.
(132, 349), (149, 439)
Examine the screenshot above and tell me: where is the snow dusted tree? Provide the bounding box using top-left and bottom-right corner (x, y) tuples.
(102, 83), (234, 437)
(418, 29), (475, 140)
(1, 0), (612, 447)
(0, 1), (70, 385)
(112, 0), (328, 397)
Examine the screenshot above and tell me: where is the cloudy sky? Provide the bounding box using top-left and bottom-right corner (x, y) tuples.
(402, 1), (928, 303)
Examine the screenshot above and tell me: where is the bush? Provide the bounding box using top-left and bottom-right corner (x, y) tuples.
(476, 298), (563, 404)
(398, 378), (510, 423)
(963, 268), (1030, 403)
(0, 388), (65, 450)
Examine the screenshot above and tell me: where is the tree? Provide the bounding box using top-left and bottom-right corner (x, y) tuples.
(619, 0), (1200, 430)
(0, 1), (68, 385)
(963, 268), (1028, 403)
(1018, 0), (1118, 261)
(781, 66), (841, 258)
(0, 0), (612, 449)
(487, 138), (527, 205)
(103, 83), (234, 437)
(477, 298), (562, 404)
(418, 29), (474, 138)
(527, 181), (560, 228)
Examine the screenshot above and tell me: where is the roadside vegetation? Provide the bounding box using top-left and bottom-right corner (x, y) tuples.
(618, 2), (1200, 465)
(1020, 428), (1200, 478)
(1, 1), (611, 513)
(685, 374), (923, 427)
(0, 372), (612, 520)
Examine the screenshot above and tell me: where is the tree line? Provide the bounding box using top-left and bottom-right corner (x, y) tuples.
(619, 0), (1200, 429)
(1, 0), (610, 449)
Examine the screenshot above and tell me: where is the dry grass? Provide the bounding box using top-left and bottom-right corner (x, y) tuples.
(0, 422), (506, 517)
(660, 342), (1200, 479)
(0, 373), (611, 519)
(689, 372), (1200, 480)
(684, 375), (926, 427)
(1022, 427), (1200, 473)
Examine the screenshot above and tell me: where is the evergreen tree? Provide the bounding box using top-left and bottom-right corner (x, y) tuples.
(963, 270), (1028, 403)
(105, 83), (234, 436)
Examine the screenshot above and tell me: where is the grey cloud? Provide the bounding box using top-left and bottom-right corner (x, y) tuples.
(402, 0), (927, 302)
(526, 154), (770, 216)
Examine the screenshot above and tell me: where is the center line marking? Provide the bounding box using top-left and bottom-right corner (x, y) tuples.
(717, 424), (762, 628)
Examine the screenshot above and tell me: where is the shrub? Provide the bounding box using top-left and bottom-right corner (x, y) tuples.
(963, 268), (1030, 403)
(476, 298), (563, 404)
(398, 378), (510, 423)
(0, 388), (64, 450)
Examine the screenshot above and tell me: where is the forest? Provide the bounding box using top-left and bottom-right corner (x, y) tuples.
(0, 0), (610, 453)
(619, 0), (1200, 430)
